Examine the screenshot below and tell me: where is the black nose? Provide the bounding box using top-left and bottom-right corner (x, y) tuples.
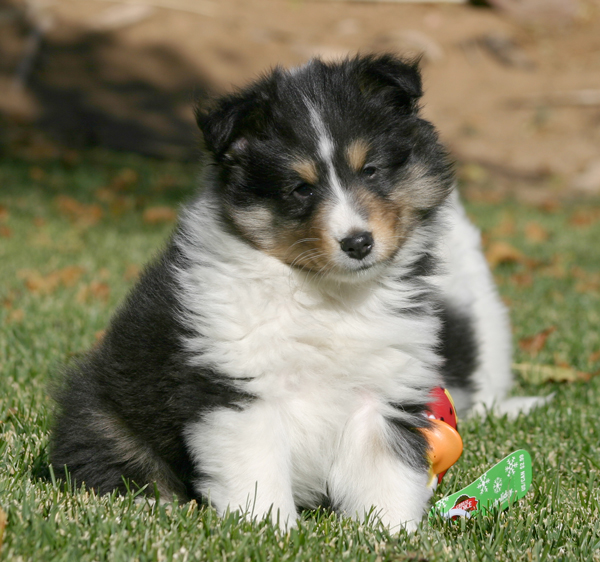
(340, 231), (374, 260)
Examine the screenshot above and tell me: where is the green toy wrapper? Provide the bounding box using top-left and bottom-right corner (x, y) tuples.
(429, 449), (532, 521)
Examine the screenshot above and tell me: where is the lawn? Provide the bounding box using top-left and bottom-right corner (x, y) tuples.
(1, 149), (599, 561)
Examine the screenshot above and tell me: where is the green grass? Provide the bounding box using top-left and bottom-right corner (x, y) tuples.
(1, 150), (600, 561)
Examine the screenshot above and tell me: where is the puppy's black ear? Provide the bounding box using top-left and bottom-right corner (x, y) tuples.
(355, 54), (423, 113)
(196, 72), (278, 160)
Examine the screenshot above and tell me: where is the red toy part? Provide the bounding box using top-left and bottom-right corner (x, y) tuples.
(423, 387), (463, 483)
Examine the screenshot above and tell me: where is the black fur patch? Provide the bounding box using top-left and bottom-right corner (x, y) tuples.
(385, 404), (431, 472)
(50, 243), (254, 499)
(437, 302), (479, 391)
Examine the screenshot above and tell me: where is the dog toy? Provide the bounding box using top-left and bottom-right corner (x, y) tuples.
(422, 387), (463, 486)
(422, 389), (534, 521)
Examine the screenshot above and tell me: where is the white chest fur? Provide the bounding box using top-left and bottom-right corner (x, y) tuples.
(177, 199), (440, 518)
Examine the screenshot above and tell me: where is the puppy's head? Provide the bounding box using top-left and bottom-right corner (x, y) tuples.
(197, 54), (453, 280)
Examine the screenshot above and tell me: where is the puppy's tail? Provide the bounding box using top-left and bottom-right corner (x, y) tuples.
(470, 393), (555, 420)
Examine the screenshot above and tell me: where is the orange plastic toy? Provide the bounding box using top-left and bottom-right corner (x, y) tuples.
(422, 387), (463, 485)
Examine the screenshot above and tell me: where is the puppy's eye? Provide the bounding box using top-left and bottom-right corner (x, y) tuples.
(292, 182), (314, 200)
(361, 166), (378, 178)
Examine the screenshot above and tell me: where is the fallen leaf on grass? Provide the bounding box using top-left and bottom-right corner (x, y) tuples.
(513, 363), (595, 384)
(589, 351), (600, 364)
(0, 226), (12, 238)
(77, 281), (110, 303)
(0, 205), (8, 221)
(110, 168), (139, 191)
(539, 254), (567, 279)
(6, 309), (24, 323)
(2, 291), (16, 309)
(109, 196), (136, 216)
(18, 266), (86, 295)
(0, 507), (6, 554)
(571, 267), (600, 293)
(489, 214), (516, 237)
(519, 326), (556, 355)
(124, 264), (141, 281)
(55, 195), (103, 227)
(524, 222), (549, 243)
(143, 206), (176, 225)
(510, 272), (533, 287)
(569, 209), (600, 228)
(33, 217), (45, 228)
(29, 166), (45, 181)
(537, 199), (560, 213)
(485, 241), (526, 269)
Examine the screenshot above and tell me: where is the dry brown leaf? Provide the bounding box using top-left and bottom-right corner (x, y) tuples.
(569, 209), (600, 227)
(519, 326), (556, 355)
(539, 255), (567, 279)
(2, 291), (16, 310)
(524, 222), (549, 243)
(510, 272), (534, 287)
(56, 195), (103, 227)
(576, 280), (600, 293)
(572, 268), (600, 292)
(485, 241), (526, 269)
(0, 226), (12, 238)
(19, 266), (86, 295)
(29, 166), (45, 181)
(95, 188), (115, 203)
(553, 354), (571, 369)
(124, 264), (141, 281)
(0, 507), (6, 554)
(77, 281), (110, 303)
(155, 174), (177, 191)
(61, 149), (80, 167)
(20, 270), (61, 295)
(7, 309), (25, 323)
(536, 199), (560, 213)
(0, 205), (8, 222)
(589, 351), (600, 364)
(513, 362), (594, 384)
(59, 266), (86, 287)
(143, 206), (177, 225)
(489, 213), (516, 238)
(33, 217), (46, 228)
(110, 168), (139, 191)
(109, 196), (136, 216)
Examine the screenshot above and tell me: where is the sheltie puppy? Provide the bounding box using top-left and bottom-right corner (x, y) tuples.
(50, 54), (519, 531)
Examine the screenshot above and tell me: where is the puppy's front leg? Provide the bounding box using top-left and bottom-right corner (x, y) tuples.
(185, 402), (297, 528)
(328, 398), (432, 532)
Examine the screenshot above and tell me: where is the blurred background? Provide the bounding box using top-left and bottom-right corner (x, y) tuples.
(1, 0), (599, 201)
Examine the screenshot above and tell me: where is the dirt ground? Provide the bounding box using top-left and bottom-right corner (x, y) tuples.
(1, 0), (599, 197)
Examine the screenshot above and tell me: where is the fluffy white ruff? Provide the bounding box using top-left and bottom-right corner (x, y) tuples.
(175, 192), (443, 531)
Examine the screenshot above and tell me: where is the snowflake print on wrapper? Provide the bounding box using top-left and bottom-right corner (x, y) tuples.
(477, 474), (490, 493)
(505, 457), (518, 477)
(493, 477), (503, 494)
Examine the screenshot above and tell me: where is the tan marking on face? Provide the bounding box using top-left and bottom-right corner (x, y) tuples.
(256, 204), (337, 274)
(346, 139), (370, 173)
(228, 206), (278, 250)
(291, 158), (319, 185)
(354, 188), (411, 261)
